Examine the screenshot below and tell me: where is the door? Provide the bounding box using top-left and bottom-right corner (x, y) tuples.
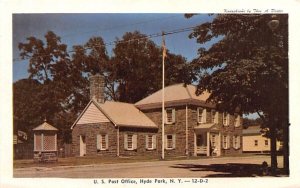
(196, 134), (207, 155)
(80, 135), (86, 156)
(210, 133), (219, 156)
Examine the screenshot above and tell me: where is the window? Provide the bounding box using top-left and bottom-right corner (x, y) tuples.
(165, 108), (175, 124)
(146, 135), (157, 150)
(97, 134), (108, 151)
(234, 114), (241, 127)
(254, 140), (258, 146)
(222, 135), (230, 149)
(265, 140), (268, 146)
(233, 135), (241, 149)
(124, 133), (137, 150)
(197, 107), (206, 123)
(211, 110), (215, 123)
(165, 134), (176, 149)
(223, 112), (229, 126)
(127, 134), (133, 149)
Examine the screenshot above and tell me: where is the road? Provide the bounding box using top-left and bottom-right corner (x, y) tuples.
(14, 155), (283, 178)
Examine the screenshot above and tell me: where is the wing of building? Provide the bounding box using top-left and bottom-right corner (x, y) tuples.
(242, 125), (282, 153)
(71, 74), (243, 157)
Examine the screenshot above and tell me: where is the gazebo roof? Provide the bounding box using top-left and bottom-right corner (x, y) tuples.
(33, 121), (58, 131)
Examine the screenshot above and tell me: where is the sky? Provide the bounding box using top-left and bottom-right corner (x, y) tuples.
(13, 13), (217, 82)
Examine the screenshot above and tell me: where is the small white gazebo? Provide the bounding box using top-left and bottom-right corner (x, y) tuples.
(33, 120), (58, 162)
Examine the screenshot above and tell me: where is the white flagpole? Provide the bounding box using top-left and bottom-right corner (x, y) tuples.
(162, 32), (166, 160)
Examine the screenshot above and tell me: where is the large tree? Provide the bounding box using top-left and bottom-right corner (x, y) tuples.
(111, 31), (195, 103)
(188, 14), (288, 175)
(17, 32), (110, 143)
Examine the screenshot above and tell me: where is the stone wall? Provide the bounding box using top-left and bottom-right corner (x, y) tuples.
(72, 122), (117, 157)
(142, 106), (194, 157)
(119, 127), (158, 156)
(142, 105), (243, 157)
(72, 105), (243, 157)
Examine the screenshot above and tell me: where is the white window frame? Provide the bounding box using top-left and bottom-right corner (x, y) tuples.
(165, 134), (176, 150)
(124, 133), (137, 150)
(197, 107), (206, 124)
(233, 135), (241, 149)
(165, 108), (175, 124)
(222, 135), (230, 149)
(97, 134), (108, 151)
(234, 114), (241, 127)
(146, 135), (157, 150)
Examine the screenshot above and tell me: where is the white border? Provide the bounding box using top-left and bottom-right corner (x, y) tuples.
(1, 0), (300, 187)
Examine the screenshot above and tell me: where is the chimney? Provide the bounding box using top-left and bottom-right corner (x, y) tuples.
(89, 74), (105, 103)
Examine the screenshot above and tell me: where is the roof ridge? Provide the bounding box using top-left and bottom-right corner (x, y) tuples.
(104, 100), (133, 105)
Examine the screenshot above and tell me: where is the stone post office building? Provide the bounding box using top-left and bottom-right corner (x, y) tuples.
(71, 74), (243, 158)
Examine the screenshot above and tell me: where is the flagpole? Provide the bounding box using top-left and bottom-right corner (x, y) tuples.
(162, 32), (166, 160)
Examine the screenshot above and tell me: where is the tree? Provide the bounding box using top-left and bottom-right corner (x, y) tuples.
(13, 79), (44, 139)
(17, 32), (110, 143)
(188, 14), (288, 175)
(111, 31), (194, 103)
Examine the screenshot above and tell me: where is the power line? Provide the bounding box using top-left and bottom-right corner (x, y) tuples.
(13, 25), (199, 62)
(60, 15), (180, 39)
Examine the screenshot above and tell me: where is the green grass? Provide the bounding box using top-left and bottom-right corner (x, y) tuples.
(14, 155), (191, 169)
(14, 154), (267, 169)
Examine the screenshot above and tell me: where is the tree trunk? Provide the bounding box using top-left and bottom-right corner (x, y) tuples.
(283, 121), (289, 175)
(270, 122), (278, 175)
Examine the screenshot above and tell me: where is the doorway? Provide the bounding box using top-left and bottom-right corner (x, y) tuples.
(79, 135), (86, 156)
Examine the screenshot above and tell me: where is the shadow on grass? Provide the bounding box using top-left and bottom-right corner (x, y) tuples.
(170, 163), (274, 177)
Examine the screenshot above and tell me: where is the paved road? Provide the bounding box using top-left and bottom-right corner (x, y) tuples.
(14, 155), (283, 178)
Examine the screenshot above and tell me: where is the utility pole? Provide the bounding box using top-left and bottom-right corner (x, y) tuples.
(161, 32), (166, 160)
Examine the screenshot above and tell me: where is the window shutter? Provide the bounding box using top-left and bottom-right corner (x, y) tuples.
(215, 112), (219, 123)
(145, 135), (149, 149)
(222, 136), (224, 149)
(153, 135), (157, 149)
(97, 134), (101, 150)
(172, 108), (176, 123)
(227, 136), (230, 148)
(105, 134), (108, 149)
(124, 134), (128, 150)
(34, 134), (36, 151)
(133, 134), (137, 150)
(237, 136), (241, 149)
(164, 135), (167, 149)
(227, 114), (230, 126)
(172, 134), (176, 149)
(236, 115), (241, 127)
(203, 109), (207, 123)
(164, 109), (167, 123)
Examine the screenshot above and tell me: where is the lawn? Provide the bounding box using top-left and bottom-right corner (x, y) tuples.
(13, 155), (189, 169)
(14, 153), (270, 169)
